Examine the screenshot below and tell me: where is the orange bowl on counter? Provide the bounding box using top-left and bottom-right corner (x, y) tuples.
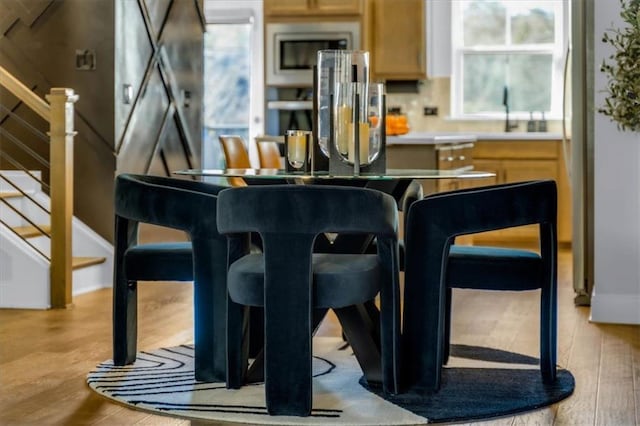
(386, 113), (409, 136)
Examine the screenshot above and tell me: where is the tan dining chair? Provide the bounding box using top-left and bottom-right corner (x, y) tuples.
(218, 135), (251, 187)
(256, 140), (283, 169)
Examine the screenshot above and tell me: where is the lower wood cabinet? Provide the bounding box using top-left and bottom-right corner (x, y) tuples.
(386, 138), (571, 246)
(386, 141), (474, 194)
(471, 140), (572, 246)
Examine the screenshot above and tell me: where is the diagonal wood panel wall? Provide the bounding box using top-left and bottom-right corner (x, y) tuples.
(0, 0), (203, 242)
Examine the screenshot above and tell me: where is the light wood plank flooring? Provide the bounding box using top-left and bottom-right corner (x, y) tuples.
(1, 246), (639, 425)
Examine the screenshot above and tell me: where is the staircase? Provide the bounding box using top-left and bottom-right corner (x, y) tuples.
(0, 170), (113, 309)
(1, 65), (113, 309)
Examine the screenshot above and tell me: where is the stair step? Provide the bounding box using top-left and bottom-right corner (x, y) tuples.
(0, 191), (23, 199)
(72, 256), (107, 270)
(13, 224), (51, 238)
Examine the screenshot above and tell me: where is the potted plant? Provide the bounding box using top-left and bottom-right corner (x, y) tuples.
(599, 0), (640, 131)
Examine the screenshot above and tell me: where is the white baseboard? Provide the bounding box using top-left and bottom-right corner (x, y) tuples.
(590, 292), (640, 325)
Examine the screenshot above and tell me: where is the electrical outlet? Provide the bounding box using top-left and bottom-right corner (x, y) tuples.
(423, 106), (438, 116)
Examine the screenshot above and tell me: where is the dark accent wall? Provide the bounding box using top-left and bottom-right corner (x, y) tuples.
(0, 0), (204, 242)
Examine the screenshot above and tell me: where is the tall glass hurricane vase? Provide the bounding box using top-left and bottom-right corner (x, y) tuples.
(318, 50), (380, 175)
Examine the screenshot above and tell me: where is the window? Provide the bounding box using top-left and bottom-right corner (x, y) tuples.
(204, 23), (252, 169)
(451, 0), (568, 119)
(202, 2), (264, 170)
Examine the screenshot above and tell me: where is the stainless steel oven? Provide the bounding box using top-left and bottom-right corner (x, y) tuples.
(265, 21), (361, 87)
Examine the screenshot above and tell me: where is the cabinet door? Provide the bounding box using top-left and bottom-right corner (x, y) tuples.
(502, 159), (558, 183)
(264, 0), (311, 15)
(315, 0), (362, 14)
(474, 159), (559, 243)
(371, 0), (425, 80)
(265, 0), (361, 15)
(472, 159), (501, 187)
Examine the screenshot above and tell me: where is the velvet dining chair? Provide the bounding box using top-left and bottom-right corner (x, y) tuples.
(217, 185), (402, 416)
(112, 173), (247, 382)
(401, 180), (558, 393)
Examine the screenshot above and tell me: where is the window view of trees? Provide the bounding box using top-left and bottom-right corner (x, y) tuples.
(204, 24), (251, 166)
(454, 0), (562, 117)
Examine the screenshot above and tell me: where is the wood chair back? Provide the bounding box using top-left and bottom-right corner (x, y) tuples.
(219, 135), (251, 187)
(257, 141), (283, 169)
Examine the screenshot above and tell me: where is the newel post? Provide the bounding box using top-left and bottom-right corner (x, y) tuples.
(47, 88), (79, 308)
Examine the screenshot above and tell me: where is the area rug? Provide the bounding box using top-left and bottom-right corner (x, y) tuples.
(87, 338), (574, 425)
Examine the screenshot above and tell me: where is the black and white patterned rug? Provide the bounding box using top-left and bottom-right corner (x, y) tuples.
(87, 337), (574, 425)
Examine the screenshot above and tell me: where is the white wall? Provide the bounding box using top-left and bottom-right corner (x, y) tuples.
(591, 1), (640, 324)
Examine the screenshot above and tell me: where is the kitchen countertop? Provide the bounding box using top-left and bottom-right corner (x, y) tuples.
(387, 131), (565, 144)
(472, 132), (565, 141)
(387, 132), (477, 145)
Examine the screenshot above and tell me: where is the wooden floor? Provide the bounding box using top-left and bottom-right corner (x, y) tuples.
(1, 247), (639, 425)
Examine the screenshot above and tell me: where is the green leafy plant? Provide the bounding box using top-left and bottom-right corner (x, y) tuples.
(599, 0), (640, 131)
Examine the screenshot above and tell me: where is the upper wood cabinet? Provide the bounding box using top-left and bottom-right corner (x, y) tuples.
(368, 0), (426, 80)
(264, 0), (363, 16)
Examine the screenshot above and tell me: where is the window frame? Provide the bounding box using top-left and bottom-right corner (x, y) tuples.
(450, 0), (569, 120)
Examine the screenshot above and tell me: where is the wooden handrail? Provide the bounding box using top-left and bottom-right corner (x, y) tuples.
(1, 65), (78, 309)
(0, 65), (50, 122)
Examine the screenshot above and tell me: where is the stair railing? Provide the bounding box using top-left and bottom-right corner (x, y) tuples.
(0, 65), (78, 308)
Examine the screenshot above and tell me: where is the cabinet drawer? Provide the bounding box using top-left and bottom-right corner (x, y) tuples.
(474, 141), (558, 160)
(436, 143), (474, 170)
(452, 143), (474, 170)
(436, 146), (454, 170)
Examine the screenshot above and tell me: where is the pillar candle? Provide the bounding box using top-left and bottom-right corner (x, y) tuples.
(348, 122), (370, 165)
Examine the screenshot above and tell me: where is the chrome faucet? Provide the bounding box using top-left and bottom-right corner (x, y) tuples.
(502, 86), (518, 132)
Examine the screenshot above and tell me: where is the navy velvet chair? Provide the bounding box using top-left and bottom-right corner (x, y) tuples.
(401, 180), (558, 392)
(112, 173), (246, 382)
(217, 185), (402, 416)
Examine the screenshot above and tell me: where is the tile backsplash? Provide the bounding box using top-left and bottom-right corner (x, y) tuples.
(385, 77), (563, 134)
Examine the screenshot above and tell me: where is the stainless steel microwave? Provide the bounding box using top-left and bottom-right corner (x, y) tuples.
(265, 22), (361, 87)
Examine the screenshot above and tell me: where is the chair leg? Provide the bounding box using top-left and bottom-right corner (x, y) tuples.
(443, 287), (452, 365)
(401, 255), (447, 393)
(227, 299), (249, 389)
(247, 309), (326, 385)
(192, 238), (230, 382)
(264, 302), (312, 416)
(113, 278), (137, 365)
(263, 241), (313, 416)
(540, 284), (557, 383)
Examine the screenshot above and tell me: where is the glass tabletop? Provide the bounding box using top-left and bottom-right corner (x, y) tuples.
(174, 168), (495, 180)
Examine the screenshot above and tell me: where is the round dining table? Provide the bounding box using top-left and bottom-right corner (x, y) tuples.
(173, 166), (496, 386)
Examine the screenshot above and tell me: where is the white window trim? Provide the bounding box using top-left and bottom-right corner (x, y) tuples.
(449, 0), (569, 121)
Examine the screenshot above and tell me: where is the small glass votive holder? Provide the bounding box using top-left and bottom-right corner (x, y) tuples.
(284, 130), (312, 172)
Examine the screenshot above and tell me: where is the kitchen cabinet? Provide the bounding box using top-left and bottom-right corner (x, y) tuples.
(385, 138), (475, 194)
(471, 140), (572, 245)
(367, 0), (426, 80)
(264, 0), (363, 16)
(386, 137), (476, 245)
